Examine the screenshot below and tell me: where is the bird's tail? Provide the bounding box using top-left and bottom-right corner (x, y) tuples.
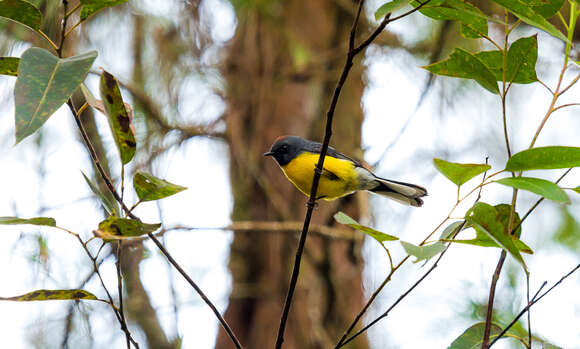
(369, 177), (427, 207)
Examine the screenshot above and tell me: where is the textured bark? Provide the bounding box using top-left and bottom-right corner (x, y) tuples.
(216, 2), (370, 348)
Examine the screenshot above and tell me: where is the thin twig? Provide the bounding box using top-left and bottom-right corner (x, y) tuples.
(274, 1), (365, 347)
(339, 221), (467, 347)
(116, 241), (130, 349)
(481, 250), (507, 349)
(147, 233), (242, 348)
(67, 99), (137, 219)
(336, 158), (488, 346)
(67, 97), (242, 348)
(338, 161), (489, 347)
(551, 102), (580, 113)
(57, 0), (69, 57)
(488, 264), (580, 347)
(276, 1), (433, 346)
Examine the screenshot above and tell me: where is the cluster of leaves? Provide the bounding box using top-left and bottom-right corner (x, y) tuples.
(0, 0), (187, 303)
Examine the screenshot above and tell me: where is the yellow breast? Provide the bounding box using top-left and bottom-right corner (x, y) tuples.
(280, 152), (359, 200)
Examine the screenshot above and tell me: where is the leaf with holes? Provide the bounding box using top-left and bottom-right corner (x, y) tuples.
(424, 48), (499, 94)
(465, 202), (528, 272)
(433, 158), (490, 186)
(80, 0), (129, 21)
(505, 146), (580, 171)
(0, 289), (99, 301)
(14, 48), (97, 143)
(0, 216), (56, 226)
(81, 171), (117, 216)
(95, 216), (160, 239)
(133, 172), (187, 203)
(334, 212), (398, 242)
(0, 57), (19, 76)
(0, 0), (42, 31)
(99, 70), (135, 164)
(495, 177), (569, 204)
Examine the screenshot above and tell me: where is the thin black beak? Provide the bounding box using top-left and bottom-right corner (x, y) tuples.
(263, 151), (274, 157)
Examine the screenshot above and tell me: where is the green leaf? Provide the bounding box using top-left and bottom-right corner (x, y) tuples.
(0, 216), (56, 226)
(81, 171), (117, 215)
(0, 289), (98, 301)
(99, 70), (136, 164)
(465, 202), (528, 272)
(449, 236), (533, 254)
(0, 0), (42, 31)
(14, 48), (97, 143)
(80, 0), (129, 21)
(491, 0), (569, 42)
(375, 0), (413, 20)
(573, 186), (580, 194)
(476, 36), (538, 84)
(417, 0), (488, 39)
(95, 216), (161, 239)
(505, 146), (580, 171)
(495, 177), (569, 204)
(447, 322), (505, 349)
(80, 83), (98, 107)
(133, 172), (187, 202)
(554, 207), (580, 251)
(333, 212), (398, 242)
(440, 221), (465, 239)
(0, 57), (19, 76)
(433, 158), (490, 186)
(447, 204), (533, 253)
(424, 48), (499, 94)
(401, 240), (446, 263)
(541, 342), (563, 349)
(529, 0), (565, 18)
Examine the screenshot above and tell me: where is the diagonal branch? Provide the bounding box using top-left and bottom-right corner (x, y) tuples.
(488, 264), (580, 347)
(66, 99), (242, 349)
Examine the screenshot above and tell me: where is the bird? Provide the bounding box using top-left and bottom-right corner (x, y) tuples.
(264, 136), (427, 206)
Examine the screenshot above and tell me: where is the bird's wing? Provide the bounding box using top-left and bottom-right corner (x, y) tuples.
(304, 140), (364, 168)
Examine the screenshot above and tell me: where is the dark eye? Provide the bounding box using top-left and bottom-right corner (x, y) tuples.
(281, 145), (288, 151)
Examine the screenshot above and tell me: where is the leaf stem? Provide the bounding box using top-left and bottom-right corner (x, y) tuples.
(37, 30), (59, 52)
(65, 2), (81, 18)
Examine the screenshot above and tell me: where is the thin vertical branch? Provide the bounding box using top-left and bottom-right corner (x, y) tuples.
(274, 1), (365, 347)
(481, 251), (507, 348)
(116, 241), (130, 349)
(275, 2), (431, 346)
(489, 264), (580, 347)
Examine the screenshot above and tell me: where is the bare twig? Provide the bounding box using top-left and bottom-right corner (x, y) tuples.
(67, 98), (242, 348)
(339, 221), (467, 347)
(338, 157), (488, 347)
(146, 233), (242, 348)
(275, 1), (433, 346)
(481, 250), (507, 348)
(274, 2), (365, 347)
(116, 242), (130, 349)
(488, 264), (580, 347)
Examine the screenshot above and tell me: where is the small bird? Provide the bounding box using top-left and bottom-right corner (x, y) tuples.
(264, 136), (427, 206)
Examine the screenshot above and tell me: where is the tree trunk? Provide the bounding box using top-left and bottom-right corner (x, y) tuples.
(217, 1), (370, 348)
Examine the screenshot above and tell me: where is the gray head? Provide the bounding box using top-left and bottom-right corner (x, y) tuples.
(264, 136), (307, 166)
